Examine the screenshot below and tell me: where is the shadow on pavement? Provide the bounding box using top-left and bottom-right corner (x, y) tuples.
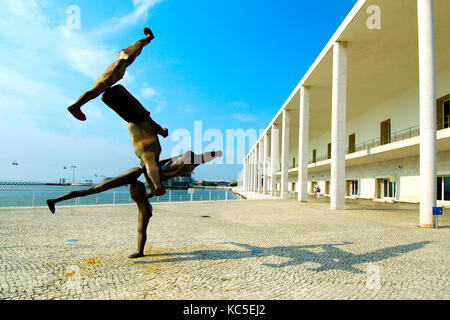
(134, 241), (431, 274)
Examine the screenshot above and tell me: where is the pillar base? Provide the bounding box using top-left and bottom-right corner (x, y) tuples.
(418, 224), (435, 229)
(330, 206), (345, 210)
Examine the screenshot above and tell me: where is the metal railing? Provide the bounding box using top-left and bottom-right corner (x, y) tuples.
(0, 188), (242, 208)
(349, 124), (420, 154)
(307, 123), (436, 164)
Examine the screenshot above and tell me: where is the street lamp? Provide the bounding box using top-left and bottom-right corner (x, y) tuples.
(71, 165), (77, 185)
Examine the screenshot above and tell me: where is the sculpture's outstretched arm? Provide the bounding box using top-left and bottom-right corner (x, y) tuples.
(157, 150), (223, 184)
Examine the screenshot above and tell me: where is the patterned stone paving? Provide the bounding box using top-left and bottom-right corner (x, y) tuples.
(0, 198), (449, 300)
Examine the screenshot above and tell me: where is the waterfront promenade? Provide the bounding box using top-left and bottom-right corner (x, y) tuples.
(0, 198), (449, 300)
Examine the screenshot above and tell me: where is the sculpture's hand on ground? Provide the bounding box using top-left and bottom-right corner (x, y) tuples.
(128, 252), (145, 259)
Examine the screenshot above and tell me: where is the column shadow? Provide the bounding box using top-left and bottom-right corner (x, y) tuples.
(134, 241), (430, 274)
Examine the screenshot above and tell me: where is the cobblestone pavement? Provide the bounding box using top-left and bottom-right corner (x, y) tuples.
(0, 198), (449, 300)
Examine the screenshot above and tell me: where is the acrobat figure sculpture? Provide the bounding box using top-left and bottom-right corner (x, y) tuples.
(68, 27), (154, 121)
(53, 26), (222, 258)
(46, 150), (223, 258)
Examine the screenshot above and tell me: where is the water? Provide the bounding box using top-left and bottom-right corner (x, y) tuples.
(0, 185), (241, 208)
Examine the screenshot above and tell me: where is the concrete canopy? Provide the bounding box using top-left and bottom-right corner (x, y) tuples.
(248, 0), (450, 157)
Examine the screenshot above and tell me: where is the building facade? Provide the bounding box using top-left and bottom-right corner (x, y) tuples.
(239, 0), (450, 228)
(163, 174), (193, 189)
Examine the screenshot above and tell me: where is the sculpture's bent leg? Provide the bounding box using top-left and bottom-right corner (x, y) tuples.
(68, 61), (127, 121)
(128, 181), (153, 259)
(67, 27), (154, 122)
(141, 152), (166, 198)
(46, 167), (143, 214)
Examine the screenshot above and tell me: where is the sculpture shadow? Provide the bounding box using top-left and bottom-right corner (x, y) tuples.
(134, 241), (431, 274)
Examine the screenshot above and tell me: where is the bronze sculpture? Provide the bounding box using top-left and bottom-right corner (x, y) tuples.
(47, 150), (222, 258)
(68, 28), (154, 121)
(50, 27), (224, 258)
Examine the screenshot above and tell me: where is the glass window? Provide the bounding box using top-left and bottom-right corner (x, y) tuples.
(437, 177), (443, 200)
(383, 180), (395, 198)
(444, 100), (450, 129)
(444, 177), (450, 201)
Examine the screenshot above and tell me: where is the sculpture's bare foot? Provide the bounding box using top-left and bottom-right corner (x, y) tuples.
(155, 188), (166, 197)
(68, 105), (86, 121)
(144, 27), (154, 40)
(162, 128), (169, 138)
(147, 188), (166, 198)
(46, 200), (55, 214)
(128, 252), (144, 259)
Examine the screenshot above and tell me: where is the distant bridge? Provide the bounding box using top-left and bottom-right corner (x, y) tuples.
(0, 181), (59, 186)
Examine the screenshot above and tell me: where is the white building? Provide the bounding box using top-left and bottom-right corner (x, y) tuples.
(239, 0), (450, 228)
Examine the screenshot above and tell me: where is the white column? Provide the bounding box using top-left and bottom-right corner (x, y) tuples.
(253, 149), (258, 192)
(270, 124), (279, 196)
(258, 140), (264, 193)
(418, 0), (437, 228)
(281, 110), (290, 199)
(243, 159), (247, 190)
(330, 42), (347, 210)
(244, 158), (247, 190)
(250, 155), (253, 192)
(263, 134), (269, 194)
(248, 154), (253, 192)
(255, 144), (260, 192)
(298, 86), (310, 202)
(246, 157), (250, 191)
(252, 146), (258, 192)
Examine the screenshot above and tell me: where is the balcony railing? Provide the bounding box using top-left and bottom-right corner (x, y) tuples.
(348, 124), (421, 155)
(306, 122), (450, 164)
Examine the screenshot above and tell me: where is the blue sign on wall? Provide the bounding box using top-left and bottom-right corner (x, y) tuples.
(432, 207), (443, 216)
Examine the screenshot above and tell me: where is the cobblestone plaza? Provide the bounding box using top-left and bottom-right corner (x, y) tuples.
(0, 198), (449, 300)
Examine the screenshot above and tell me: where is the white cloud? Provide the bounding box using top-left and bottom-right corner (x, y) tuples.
(93, 0), (165, 36)
(153, 100), (168, 115)
(227, 101), (251, 109)
(232, 113), (257, 122)
(181, 107), (198, 114)
(140, 87), (159, 98)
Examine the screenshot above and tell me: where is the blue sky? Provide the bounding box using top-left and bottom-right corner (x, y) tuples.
(0, 0), (356, 183)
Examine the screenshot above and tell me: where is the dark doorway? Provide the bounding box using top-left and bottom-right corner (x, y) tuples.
(380, 119), (391, 145)
(348, 133), (355, 153)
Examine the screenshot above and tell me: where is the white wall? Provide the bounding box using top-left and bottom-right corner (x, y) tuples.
(304, 150), (450, 203)
(308, 67), (450, 158)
